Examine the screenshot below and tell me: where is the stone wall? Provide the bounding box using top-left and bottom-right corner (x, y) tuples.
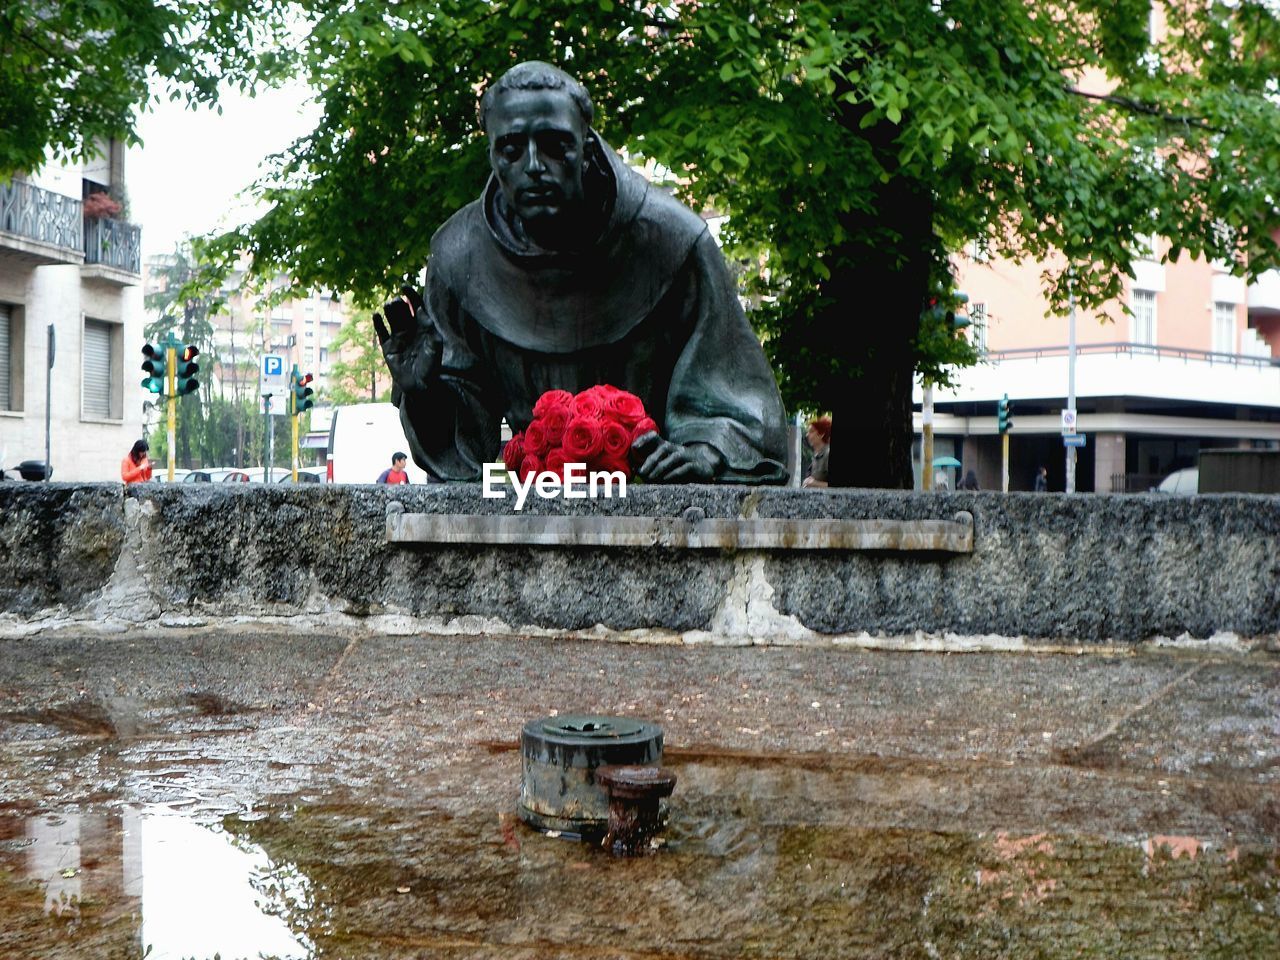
(0, 483), (1277, 646)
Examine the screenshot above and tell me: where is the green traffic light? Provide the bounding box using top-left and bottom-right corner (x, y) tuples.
(141, 343), (168, 396)
(997, 394), (1013, 434)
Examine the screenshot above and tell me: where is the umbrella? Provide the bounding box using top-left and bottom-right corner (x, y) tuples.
(931, 456), (962, 468)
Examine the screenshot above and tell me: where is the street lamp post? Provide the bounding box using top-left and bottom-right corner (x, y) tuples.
(1066, 278), (1077, 494)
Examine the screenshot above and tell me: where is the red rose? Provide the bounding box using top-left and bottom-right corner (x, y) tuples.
(524, 419), (552, 456)
(604, 390), (646, 427)
(601, 420), (631, 460)
(543, 404), (572, 446)
(590, 453), (630, 476)
(631, 417), (659, 442)
(562, 416), (605, 460)
(518, 454), (544, 480)
(572, 390), (605, 420)
(502, 432), (525, 472)
(545, 447), (567, 478)
(533, 389), (575, 419)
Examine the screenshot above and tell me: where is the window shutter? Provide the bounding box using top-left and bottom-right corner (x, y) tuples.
(83, 319), (112, 419)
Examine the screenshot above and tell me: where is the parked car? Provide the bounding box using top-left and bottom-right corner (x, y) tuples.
(277, 470), (323, 483)
(152, 468), (190, 483)
(185, 467), (254, 483)
(1153, 467), (1198, 495)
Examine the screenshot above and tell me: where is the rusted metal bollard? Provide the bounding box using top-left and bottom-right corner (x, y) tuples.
(595, 765), (677, 856)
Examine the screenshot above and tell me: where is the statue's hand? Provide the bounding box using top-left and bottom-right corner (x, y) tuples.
(373, 286), (440, 391)
(631, 433), (724, 483)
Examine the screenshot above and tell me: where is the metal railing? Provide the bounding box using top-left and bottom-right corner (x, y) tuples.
(0, 178), (83, 252)
(988, 341), (1279, 370)
(84, 216), (142, 274)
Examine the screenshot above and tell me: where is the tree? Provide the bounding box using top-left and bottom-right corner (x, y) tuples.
(0, 1), (294, 176)
(196, 1), (1280, 487)
(145, 244), (223, 469)
(319, 307), (392, 406)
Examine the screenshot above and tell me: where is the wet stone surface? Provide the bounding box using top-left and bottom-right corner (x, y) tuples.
(0, 628), (1276, 958)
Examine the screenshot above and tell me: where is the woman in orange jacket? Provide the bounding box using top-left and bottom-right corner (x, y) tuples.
(121, 439), (153, 484)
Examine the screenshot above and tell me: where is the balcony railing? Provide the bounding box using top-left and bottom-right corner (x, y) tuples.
(84, 216), (141, 274)
(0, 178), (83, 251)
(987, 341), (1279, 369)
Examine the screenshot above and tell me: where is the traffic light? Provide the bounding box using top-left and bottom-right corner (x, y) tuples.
(141, 342), (167, 394)
(924, 290), (971, 333)
(997, 394), (1013, 434)
(176, 344), (200, 396)
(290, 366), (314, 416)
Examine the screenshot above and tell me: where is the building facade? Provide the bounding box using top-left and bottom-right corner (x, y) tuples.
(1, 141), (144, 481)
(921, 244), (1280, 492)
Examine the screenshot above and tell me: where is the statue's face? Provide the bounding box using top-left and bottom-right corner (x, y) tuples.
(487, 87), (586, 227)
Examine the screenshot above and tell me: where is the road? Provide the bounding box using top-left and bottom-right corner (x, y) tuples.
(1, 627), (1276, 958)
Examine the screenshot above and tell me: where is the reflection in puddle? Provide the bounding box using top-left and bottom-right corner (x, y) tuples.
(9, 809), (312, 960)
(3, 799), (1277, 959)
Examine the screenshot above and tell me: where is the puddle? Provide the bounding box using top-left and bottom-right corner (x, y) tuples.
(0, 808), (312, 960)
(3, 801), (1275, 959)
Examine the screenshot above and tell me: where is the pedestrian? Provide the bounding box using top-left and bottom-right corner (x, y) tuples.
(959, 469), (980, 491)
(1034, 465), (1049, 492)
(802, 416), (831, 488)
(121, 439), (152, 484)
(376, 452), (410, 484)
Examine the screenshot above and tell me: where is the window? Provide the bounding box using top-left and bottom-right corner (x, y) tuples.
(82, 318), (121, 420)
(1131, 290), (1157, 346)
(970, 302), (988, 355)
(1133, 233), (1160, 262)
(0, 305), (12, 411)
(82, 319), (113, 418)
(1212, 302), (1236, 354)
(968, 237), (991, 263)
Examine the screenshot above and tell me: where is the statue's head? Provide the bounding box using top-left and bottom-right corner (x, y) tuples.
(480, 62), (595, 238)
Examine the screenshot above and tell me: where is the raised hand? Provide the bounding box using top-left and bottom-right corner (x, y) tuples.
(374, 285), (441, 392)
(373, 295), (416, 347)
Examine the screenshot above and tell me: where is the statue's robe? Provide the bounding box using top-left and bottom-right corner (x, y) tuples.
(389, 134), (789, 483)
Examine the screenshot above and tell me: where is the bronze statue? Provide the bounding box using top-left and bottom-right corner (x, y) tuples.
(376, 61), (788, 483)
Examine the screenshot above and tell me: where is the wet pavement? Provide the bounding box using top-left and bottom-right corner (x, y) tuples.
(0, 628), (1276, 958)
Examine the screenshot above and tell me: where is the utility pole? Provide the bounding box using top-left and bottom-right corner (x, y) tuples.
(1066, 278), (1078, 494)
(44, 324), (54, 481)
(921, 380), (934, 491)
(265, 395), (274, 484)
(166, 339), (177, 482)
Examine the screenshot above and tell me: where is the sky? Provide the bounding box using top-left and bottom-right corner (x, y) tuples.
(126, 81), (321, 260)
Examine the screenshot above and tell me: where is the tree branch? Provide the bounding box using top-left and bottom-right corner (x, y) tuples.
(1065, 85), (1223, 133)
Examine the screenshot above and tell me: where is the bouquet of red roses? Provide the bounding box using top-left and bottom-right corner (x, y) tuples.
(502, 385), (658, 481)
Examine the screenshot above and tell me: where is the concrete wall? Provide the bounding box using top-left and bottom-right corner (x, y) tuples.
(0, 484), (1276, 646)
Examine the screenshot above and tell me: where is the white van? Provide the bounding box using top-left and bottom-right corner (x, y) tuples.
(326, 403), (432, 483)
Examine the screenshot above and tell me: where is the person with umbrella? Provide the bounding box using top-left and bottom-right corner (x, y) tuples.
(931, 455), (961, 491)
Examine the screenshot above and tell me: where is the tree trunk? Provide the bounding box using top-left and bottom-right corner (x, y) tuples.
(821, 175), (934, 489)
